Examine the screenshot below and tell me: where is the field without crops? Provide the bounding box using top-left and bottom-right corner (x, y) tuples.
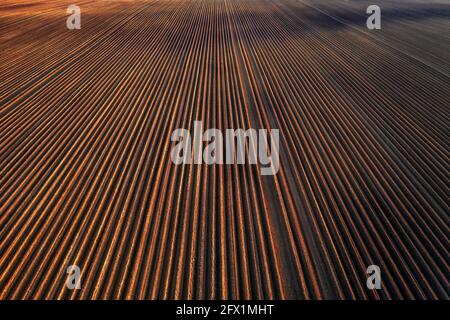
(0, 0), (449, 299)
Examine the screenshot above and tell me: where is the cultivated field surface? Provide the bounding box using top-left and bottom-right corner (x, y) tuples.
(0, 0), (448, 299)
